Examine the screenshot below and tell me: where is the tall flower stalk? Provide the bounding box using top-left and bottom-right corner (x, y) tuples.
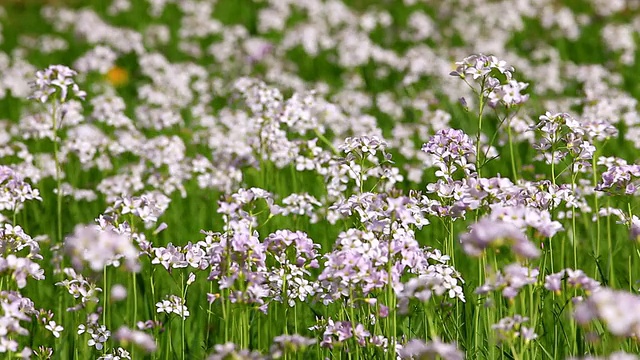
(28, 65), (86, 243)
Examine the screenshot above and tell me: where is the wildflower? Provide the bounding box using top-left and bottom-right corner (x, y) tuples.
(29, 65), (86, 103)
(0, 166), (42, 212)
(492, 315), (536, 343)
(114, 326), (157, 353)
(106, 66), (129, 87)
(155, 295), (189, 319)
(269, 334), (315, 359)
(476, 263), (539, 300)
(110, 284), (127, 302)
(398, 337), (464, 360)
(422, 128), (476, 180)
(206, 343), (266, 360)
(45, 321), (63, 338)
(459, 219), (540, 259)
(574, 288), (640, 338)
(64, 224), (140, 272)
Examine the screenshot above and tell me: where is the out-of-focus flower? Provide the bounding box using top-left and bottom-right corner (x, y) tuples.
(459, 219), (540, 259)
(106, 66), (129, 87)
(64, 224), (140, 272)
(114, 326), (157, 353)
(398, 337), (464, 360)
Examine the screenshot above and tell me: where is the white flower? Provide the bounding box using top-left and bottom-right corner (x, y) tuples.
(45, 321), (64, 338)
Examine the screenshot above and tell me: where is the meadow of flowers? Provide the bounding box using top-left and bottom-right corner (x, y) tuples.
(1, 0), (640, 359)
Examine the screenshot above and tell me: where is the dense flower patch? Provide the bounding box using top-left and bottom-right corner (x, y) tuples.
(0, 0), (640, 359)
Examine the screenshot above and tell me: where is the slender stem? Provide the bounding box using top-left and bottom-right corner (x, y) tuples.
(507, 117), (518, 182)
(592, 155), (601, 270)
(476, 79), (486, 178)
(51, 101), (63, 243)
(607, 197), (614, 286)
(181, 272), (186, 360)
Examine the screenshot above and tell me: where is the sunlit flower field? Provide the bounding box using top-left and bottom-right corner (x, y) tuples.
(1, 0), (640, 359)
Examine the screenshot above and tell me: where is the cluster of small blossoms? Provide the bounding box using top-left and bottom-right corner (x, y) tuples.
(310, 318), (374, 349)
(55, 268), (102, 309)
(264, 230), (320, 306)
(330, 193), (430, 232)
(78, 314), (110, 350)
(450, 54), (529, 108)
(476, 263), (539, 300)
(396, 249), (466, 314)
(421, 128), (476, 180)
(28, 65), (86, 104)
(487, 204), (563, 238)
(339, 136), (389, 162)
(530, 112), (599, 171)
(412, 248), (465, 301)
(398, 337), (464, 360)
(156, 240), (209, 270)
(98, 348), (131, 360)
(0, 166), (42, 213)
(544, 268), (601, 295)
(203, 228), (270, 312)
(64, 224), (140, 272)
(492, 315), (538, 343)
(217, 187), (277, 233)
(567, 352), (639, 360)
(156, 295), (189, 320)
(206, 343), (266, 360)
(574, 288), (640, 338)
(0, 224), (44, 288)
(232, 78), (311, 169)
(206, 336), (316, 360)
(336, 135), (401, 193)
(459, 218), (540, 259)
(108, 192), (170, 228)
(0, 291), (36, 356)
(271, 193), (322, 223)
(595, 164), (640, 195)
(396, 276), (447, 314)
(268, 334), (316, 358)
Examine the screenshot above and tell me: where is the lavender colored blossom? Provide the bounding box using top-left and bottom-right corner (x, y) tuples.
(269, 334), (316, 358)
(0, 166), (42, 212)
(459, 219), (540, 259)
(398, 337), (464, 360)
(206, 343), (265, 360)
(114, 326), (157, 353)
(476, 263), (539, 300)
(422, 128), (476, 180)
(574, 288), (640, 338)
(492, 315), (537, 344)
(64, 224), (140, 272)
(596, 164), (640, 195)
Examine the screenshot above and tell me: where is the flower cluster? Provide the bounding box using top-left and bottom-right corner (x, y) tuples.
(0, 166), (42, 213)
(156, 294), (190, 320)
(459, 218), (540, 259)
(422, 128), (476, 180)
(64, 224), (140, 272)
(398, 337), (464, 360)
(492, 315), (538, 343)
(450, 54), (529, 108)
(596, 164), (640, 195)
(29, 65), (86, 103)
(476, 263), (539, 300)
(574, 288), (640, 338)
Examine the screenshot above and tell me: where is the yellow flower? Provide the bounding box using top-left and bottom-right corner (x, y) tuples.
(106, 66), (129, 87)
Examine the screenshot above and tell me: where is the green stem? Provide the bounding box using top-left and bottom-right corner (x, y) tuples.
(507, 117), (518, 182)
